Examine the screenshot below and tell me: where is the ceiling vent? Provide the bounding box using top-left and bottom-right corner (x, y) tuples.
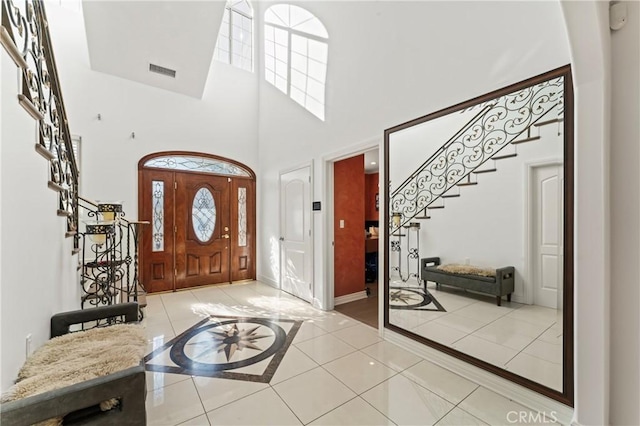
(149, 63), (176, 78)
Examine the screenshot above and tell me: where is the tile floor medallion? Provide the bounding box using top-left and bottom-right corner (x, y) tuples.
(389, 286), (446, 311)
(145, 315), (302, 383)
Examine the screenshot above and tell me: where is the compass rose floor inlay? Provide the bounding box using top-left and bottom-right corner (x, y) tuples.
(145, 316), (302, 383)
(389, 286), (446, 312)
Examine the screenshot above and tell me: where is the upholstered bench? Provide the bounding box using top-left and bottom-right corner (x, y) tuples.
(421, 257), (515, 306)
(0, 303), (146, 426)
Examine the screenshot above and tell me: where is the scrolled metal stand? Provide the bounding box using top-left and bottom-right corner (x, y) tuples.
(78, 198), (148, 322)
(390, 221), (421, 286)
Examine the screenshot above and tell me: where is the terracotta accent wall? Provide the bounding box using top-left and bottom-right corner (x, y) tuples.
(334, 155), (365, 298)
(365, 173), (379, 221)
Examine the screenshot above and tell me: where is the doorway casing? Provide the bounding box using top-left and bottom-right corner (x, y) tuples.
(322, 138), (382, 327)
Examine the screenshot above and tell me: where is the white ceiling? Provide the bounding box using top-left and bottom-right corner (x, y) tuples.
(82, 1), (225, 98)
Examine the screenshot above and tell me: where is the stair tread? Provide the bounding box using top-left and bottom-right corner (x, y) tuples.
(441, 194), (460, 198)
(428, 205), (445, 209)
(493, 153), (518, 160)
(473, 168), (497, 174)
(534, 118), (563, 127)
(414, 216), (431, 219)
(512, 136), (541, 144)
(457, 181), (478, 186)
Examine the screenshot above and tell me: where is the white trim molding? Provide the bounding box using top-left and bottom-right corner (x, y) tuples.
(334, 290), (367, 306)
(257, 274), (278, 288)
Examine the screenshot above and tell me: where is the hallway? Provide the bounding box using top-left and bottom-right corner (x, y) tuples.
(143, 281), (554, 425)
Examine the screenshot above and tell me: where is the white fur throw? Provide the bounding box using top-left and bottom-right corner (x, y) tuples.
(1, 323), (146, 426)
(437, 264), (496, 277)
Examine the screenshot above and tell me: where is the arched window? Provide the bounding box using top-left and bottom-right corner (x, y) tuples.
(264, 5), (328, 121)
(214, 0), (253, 71)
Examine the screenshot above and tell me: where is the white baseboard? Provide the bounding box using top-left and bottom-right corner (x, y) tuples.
(334, 290), (367, 306)
(383, 330), (574, 425)
(257, 274), (279, 289)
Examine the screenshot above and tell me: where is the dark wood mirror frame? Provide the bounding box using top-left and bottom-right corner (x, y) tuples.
(383, 65), (574, 406)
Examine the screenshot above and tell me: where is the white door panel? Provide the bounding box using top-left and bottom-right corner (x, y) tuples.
(532, 164), (563, 308)
(280, 166), (312, 302)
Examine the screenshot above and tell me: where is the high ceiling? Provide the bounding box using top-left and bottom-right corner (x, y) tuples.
(82, 1), (225, 98)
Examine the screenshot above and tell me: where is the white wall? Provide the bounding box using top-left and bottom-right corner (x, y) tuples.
(0, 50), (80, 392)
(45, 3), (260, 220)
(609, 1), (640, 424)
(256, 0), (571, 310)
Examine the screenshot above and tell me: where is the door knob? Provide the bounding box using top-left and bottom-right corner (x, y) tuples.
(224, 226), (229, 231)
(222, 234), (230, 239)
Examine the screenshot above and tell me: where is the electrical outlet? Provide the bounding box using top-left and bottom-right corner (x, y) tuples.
(25, 334), (32, 357)
(465, 257), (470, 265)
(339, 219), (345, 229)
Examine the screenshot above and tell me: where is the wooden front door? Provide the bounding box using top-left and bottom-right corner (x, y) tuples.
(139, 152), (256, 293)
(175, 173), (230, 289)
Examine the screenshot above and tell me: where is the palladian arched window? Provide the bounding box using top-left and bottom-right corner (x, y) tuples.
(264, 4), (328, 120)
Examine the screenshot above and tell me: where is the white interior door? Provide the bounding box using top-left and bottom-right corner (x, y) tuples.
(280, 166), (312, 302)
(532, 164), (563, 308)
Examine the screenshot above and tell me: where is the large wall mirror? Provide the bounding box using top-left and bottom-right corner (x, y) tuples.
(384, 66), (573, 405)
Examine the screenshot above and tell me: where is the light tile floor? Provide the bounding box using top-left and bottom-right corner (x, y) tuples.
(389, 282), (563, 391)
(143, 281), (560, 425)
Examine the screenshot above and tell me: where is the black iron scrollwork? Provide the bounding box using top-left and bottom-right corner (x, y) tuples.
(78, 198), (146, 321)
(390, 77), (564, 229)
(2, 0), (79, 242)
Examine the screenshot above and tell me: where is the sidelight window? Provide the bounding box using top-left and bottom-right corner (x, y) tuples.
(152, 181), (164, 251)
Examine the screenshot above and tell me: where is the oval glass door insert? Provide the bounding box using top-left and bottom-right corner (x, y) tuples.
(192, 188), (216, 242)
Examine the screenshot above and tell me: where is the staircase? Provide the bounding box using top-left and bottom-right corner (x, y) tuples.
(2, 0), (147, 316)
(390, 76), (565, 230)
(2, 0), (79, 246)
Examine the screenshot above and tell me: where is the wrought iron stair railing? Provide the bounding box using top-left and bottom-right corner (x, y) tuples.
(78, 197), (149, 314)
(1, 0), (79, 248)
(390, 76), (564, 230)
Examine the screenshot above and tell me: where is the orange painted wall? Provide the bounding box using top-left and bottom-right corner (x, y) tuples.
(334, 155), (365, 298)
(365, 173), (379, 221)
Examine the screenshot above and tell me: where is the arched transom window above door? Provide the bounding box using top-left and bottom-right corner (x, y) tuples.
(143, 154), (253, 177)
(264, 4), (328, 121)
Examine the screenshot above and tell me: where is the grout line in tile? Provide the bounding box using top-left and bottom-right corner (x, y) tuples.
(187, 377), (210, 423)
(175, 411), (209, 426)
(301, 394), (375, 425)
(357, 393), (399, 426)
(269, 382), (307, 425)
(500, 321), (557, 367)
(319, 356), (401, 396)
(449, 403), (488, 425)
(432, 403), (458, 426)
